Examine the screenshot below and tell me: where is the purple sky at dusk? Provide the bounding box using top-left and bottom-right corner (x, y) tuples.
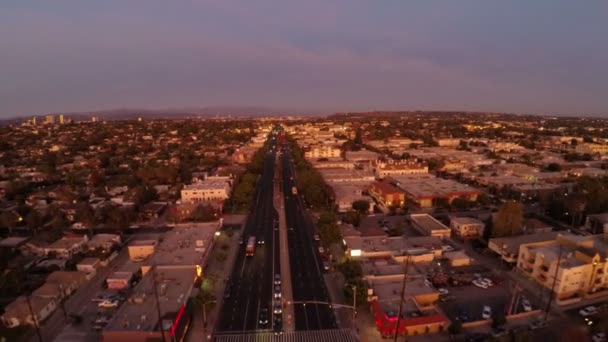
(1, 1), (607, 117)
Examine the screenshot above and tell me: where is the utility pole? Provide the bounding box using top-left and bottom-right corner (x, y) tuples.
(352, 286), (357, 325)
(394, 254), (411, 342)
(25, 294), (44, 342)
(544, 244), (563, 322)
(152, 266), (167, 342)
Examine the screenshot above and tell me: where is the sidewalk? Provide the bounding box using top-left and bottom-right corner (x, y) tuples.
(186, 227), (242, 341)
(274, 158), (295, 332)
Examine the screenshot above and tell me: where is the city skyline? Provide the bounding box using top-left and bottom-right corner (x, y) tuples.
(1, 1), (608, 117)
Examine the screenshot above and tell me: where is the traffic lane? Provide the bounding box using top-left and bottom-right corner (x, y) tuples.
(217, 153), (275, 332)
(283, 166), (336, 330)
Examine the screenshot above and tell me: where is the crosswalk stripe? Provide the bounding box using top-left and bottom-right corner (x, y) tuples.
(214, 329), (358, 342)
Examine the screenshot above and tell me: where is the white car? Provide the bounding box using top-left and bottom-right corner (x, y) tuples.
(318, 246), (325, 254)
(438, 288), (449, 295)
(97, 300), (119, 308)
(482, 278), (494, 287)
(482, 305), (492, 320)
(472, 279), (488, 289)
(521, 299), (532, 312)
(579, 306), (598, 317)
(592, 332), (607, 342)
(441, 245), (454, 252)
(313, 234), (320, 241)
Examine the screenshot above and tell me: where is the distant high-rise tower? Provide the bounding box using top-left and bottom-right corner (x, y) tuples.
(59, 114), (65, 124)
(44, 115), (55, 125)
(31, 116), (37, 125)
(91, 116), (98, 122)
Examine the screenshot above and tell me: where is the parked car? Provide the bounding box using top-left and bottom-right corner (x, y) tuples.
(522, 298), (532, 312)
(274, 274), (281, 285)
(481, 278), (494, 287)
(323, 261), (330, 272)
(465, 333), (489, 342)
(98, 300), (119, 308)
(438, 288), (449, 295)
(482, 305), (492, 319)
(579, 306), (598, 317)
(529, 319), (547, 330)
(491, 328), (508, 338)
(472, 279), (489, 289)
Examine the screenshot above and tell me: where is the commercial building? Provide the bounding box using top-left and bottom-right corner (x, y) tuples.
(409, 214), (451, 239)
(368, 181), (405, 208)
(102, 267), (196, 342)
(517, 233), (608, 299)
(180, 179), (231, 203)
(363, 259), (448, 338)
(128, 239), (158, 261)
(343, 235), (442, 263)
(389, 175), (480, 208)
(43, 235), (89, 258)
(331, 183), (372, 213)
(373, 159), (428, 178)
(449, 217), (485, 239)
(318, 168), (375, 183)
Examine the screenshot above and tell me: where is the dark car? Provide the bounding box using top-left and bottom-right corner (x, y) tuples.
(465, 333), (489, 342)
(259, 307), (269, 326)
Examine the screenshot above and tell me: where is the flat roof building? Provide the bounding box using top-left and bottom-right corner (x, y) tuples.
(102, 267), (196, 342)
(409, 214), (451, 239)
(389, 175), (480, 208)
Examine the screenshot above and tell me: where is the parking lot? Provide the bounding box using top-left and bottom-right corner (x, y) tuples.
(434, 268), (542, 323)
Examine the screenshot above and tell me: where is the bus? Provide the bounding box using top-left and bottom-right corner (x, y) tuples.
(245, 236), (256, 256)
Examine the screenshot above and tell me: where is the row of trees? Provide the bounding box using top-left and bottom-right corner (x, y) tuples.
(223, 145), (267, 213)
(288, 137), (334, 210)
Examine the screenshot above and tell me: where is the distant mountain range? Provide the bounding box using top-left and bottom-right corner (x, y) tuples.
(4, 106), (329, 122)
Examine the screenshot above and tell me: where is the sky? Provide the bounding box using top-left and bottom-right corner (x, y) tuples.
(1, 1), (607, 117)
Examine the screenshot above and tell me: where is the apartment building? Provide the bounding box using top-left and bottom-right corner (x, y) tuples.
(304, 145), (341, 159)
(449, 217), (485, 239)
(180, 179), (231, 203)
(517, 233), (608, 299)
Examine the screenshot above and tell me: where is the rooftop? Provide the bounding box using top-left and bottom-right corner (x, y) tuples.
(182, 179), (230, 190)
(0, 236), (30, 248)
(389, 175), (479, 199)
(410, 214), (450, 233)
(104, 267), (196, 333)
(145, 222), (219, 267)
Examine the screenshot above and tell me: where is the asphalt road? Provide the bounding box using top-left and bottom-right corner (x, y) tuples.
(217, 146), (280, 334)
(280, 147), (337, 331)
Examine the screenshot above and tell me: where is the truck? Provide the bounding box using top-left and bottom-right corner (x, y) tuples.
(291, 186), (298, 195)
(245, 236), (256, 256)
